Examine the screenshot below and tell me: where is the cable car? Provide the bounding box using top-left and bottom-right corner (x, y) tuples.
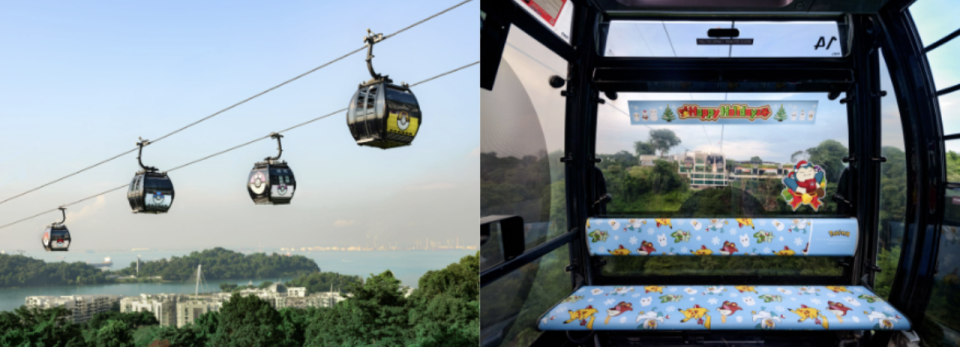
(481, 0), (956, 346)
(346, 29), (422, 150)
(127, 138), (174, 213)
(41, 207), (70, 252)
(248, 133), (296, 205)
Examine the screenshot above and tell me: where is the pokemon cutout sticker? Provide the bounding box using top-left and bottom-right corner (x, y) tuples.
(781, 160), (827, 211)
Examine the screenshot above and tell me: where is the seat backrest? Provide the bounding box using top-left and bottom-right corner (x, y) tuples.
(585, 217), (857, 257)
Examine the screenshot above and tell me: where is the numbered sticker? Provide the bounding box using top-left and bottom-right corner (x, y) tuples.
(814, 36), (837, 50)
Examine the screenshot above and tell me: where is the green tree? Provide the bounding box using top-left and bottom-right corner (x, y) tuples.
(0, 254), (112, 288)
(305, 270), (410, 346)
(219, 283), (238, 292)
(86, 311), (157, 331)
(805, 139), (848, 184)
(634, 141), (655, 157)
(210, 294), (285, 347)
(114, 247), (319, 281)
(406, 254), (480, 347)
(774, 104), (788, 121)
(750, 156), (763, 166)
(89, 320), (132, 347)
(285, 272), (363, 295)
(258, 281), (274, 289)
(278, 307), (315, 347)
(649, 129), (681, 158)
(0, 306), (85, 347)
(791, 150), (807, 162)
(661, 104), (676, 122)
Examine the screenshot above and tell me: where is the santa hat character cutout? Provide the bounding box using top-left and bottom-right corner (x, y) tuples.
(783, 160), (826, 211)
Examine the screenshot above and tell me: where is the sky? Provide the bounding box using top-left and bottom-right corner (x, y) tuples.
(0, 0), (479, 252)
(911, 0), (960, 153)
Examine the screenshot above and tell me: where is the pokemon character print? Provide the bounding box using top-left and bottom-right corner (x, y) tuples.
(538, 285), (909, 331)
(782, 160), (828, 211)
(585, 218), (857, 257)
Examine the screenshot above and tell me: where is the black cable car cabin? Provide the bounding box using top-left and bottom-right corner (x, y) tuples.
(128, 139), (174, 214)
(481, 0), (955, 346)
(248, 133), (296, 205)
(346, 29), (422, 150)
(41, 207), (70, 252)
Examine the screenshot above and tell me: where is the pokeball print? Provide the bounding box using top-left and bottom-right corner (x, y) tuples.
(250, 172), (267, 194)
(397, 111), (410, 131)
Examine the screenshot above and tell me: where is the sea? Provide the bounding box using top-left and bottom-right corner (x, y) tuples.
(0, 249), (475, 312)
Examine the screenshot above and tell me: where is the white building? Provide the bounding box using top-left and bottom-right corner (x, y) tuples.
(120, 293), (180, 327)
(176, 297), (224, 328)
(288, 287), (306, 297)
(25, 295), (123, 324)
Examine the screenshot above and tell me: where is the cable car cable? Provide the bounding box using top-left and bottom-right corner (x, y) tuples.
(0, 0), (474, 208)
(0, 61), (477, 231)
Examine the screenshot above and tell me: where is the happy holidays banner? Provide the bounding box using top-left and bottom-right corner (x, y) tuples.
(627, 101), (819, 125)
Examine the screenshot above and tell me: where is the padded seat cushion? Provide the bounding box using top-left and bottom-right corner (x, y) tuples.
(538, 285), (909, 331)
(586, 218), (858, 257)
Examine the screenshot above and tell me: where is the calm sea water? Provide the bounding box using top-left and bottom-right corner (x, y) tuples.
(0, 249), (475, 312)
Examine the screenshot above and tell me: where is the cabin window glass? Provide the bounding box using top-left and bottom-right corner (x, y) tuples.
(595, 92), (848, 277)
(365, 85), (379, 134)
(604, 21), (846, 58)
(596, 93), (847, 217)
(480, 25), (570, 347)
(926, 38), (960, 93)
(354, 89), (368, 123)
(911, 0), (960, 134)
(875, 50), (908, 300)
(385, 87), (418, 107)
(911, 0), (960, 45)
(480, 246), (570, 347)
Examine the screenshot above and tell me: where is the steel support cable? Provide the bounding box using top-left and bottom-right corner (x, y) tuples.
(0, 61), (478, 231)
(0, 0), (473, 208)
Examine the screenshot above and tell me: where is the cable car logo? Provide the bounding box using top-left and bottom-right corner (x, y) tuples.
(397, 111), (410, 131)
(43, 232), (49, 245)
(152, 191), (164, 204)
(278, 183), (288, 196)
(250, 172), (267, 194)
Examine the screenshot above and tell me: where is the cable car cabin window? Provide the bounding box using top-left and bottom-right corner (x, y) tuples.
(364, 85), (380, 136)
(385, 86), (418, 106)
(349, 88), (368, 138)
(595, 92), (848, 277)
(480, 25), (570, 347)
(875, 49), (908, 301)
(909, 1), (960, 135)
(604, 21), (847, 58)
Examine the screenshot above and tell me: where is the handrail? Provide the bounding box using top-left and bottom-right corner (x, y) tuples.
(480, 229), (578, 288)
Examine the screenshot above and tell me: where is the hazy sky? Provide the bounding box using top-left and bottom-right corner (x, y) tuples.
(0, 0), (478, 252)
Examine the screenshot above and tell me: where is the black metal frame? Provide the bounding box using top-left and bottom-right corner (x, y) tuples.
(480, 0), (948, 345)
(876, 0), (946, 331)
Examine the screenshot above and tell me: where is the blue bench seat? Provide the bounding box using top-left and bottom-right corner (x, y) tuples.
(585, 218), (858, 257)
(540, 217), (910, 331)
(538, 285), (910, 331)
